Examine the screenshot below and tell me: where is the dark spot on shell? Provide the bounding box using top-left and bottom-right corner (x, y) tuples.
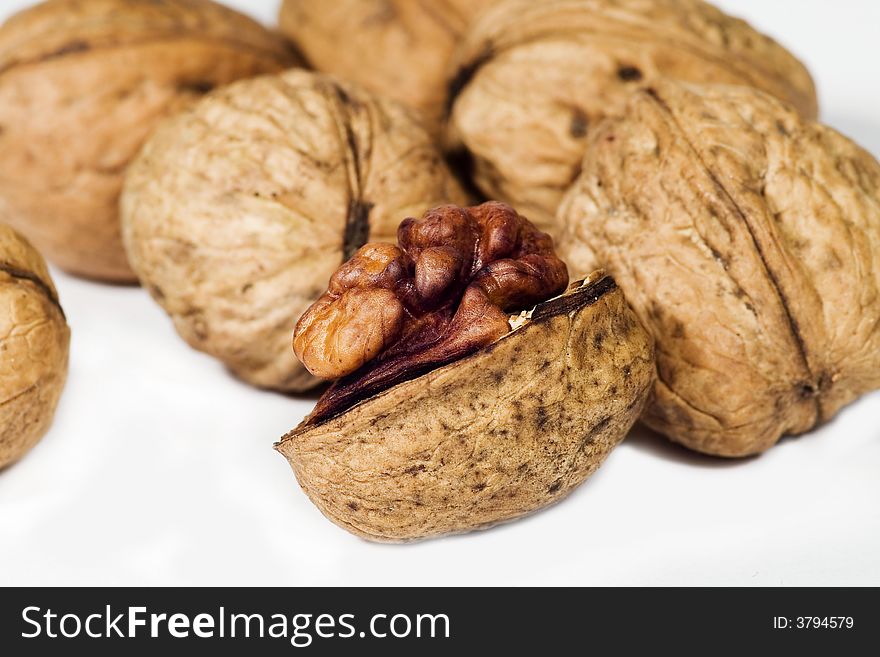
(491, 369), (504, 384)
(671, 321), (686, 339)
(644, 87), (672, 113)
(403, 464), (426, 476)
(241, 283), (253, 294)
(593, 415), (612, 434)
(472, 482), (487, 493)
(617, 65), (643, 82)
(569, 110), (589, 138)
(333, 84), (355, 107)
(178, 80), (216, 95)
(776, 120), (790, 137)
(623, 364), (631, 378)
(710, 247), (729, 270)
(797, 382), (818, 399)
(49, 40), (90, 59)
(535, 406), (548, 430)
(593, 330), (605, 349)
(547, 481), (562, 494)
(347, 501), (359, 511)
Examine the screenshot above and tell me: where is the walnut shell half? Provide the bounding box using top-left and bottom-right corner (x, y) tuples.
(0, 0), (297, 282)
(277, 273), (655, 542)
(446, 0), (818, 236)
(1, 223), (69, 468)
(121, 70), (465, 392)
(278, 0), (497, 133)
(559, 81), (880, 457)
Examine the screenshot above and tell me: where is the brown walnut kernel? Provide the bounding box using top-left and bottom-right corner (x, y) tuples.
(294, 202), (568, 423)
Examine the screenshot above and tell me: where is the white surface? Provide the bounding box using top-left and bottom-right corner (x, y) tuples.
(1, 0), (879, 587)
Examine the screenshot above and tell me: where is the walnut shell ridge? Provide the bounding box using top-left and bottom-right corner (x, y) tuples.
(277, 274), (655, 542)
(278, 0), (497, 133)
(0, 0), (297, 282)
(0, 223), (69, 468)
(446, 0), (818, 236)
(121, 70), (466, 392)
(559, 81), (880, 457)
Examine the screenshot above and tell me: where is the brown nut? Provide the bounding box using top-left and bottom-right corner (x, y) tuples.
(278, 204), (655, 542)
(295, 201), (570, 420)
(121, 70), (466, 392)
(0, 0), (297, 282)
(0, 223), (69, 468)
(446, 0), (818, 236)
(278, 0), (497, 134)
(559, 81), (880, 457)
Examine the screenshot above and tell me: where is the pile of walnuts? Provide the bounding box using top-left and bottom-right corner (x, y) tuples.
(2, 0), (879, 542)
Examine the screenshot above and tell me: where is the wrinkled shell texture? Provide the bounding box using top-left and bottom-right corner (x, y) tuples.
(0, 223), (69, 468)
(278, 0), (496, 132)
(0, 0), (296, 282)
(447, 0), (818, 235)
(278, 275), (655, 541)
(122, 70), (465, 392)
(559, 82), (880, 457)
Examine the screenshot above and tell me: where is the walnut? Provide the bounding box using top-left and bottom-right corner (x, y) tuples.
(295, 201), (570, 420)
(278, 204), (655, 542)
(559, 81), (880, 457)
(0, 0), (297, 282)
(277, 0), (497, 133)
(446, 0), (818, 237)
(0, 223), (69, 468)
(121, 70), (466, 392)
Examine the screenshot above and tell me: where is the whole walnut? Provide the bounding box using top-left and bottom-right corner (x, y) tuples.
(0, 0), (297, 282)
(446, 0), (818, 236)
(559, 81), (880, 457)
(0, 223), (69, 468)
(278, 0), (497, 133)
(121, 70), (465, 392)
(279, 203), (655, 541)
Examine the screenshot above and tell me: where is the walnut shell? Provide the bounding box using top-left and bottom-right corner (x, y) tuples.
(121, 70), (466, 392)
(0, 223), (69, 468)
(278, 0), (496, 133)
(559, 81), (880, 457)
(0, 0), (297, 282)
(277, 273), (655, 542)
(447, 0), (818, 236)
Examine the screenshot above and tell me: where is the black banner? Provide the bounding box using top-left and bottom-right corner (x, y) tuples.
(0, 587), (874, 654)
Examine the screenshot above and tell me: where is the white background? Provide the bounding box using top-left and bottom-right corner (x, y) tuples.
(1, 0), (878, 586)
